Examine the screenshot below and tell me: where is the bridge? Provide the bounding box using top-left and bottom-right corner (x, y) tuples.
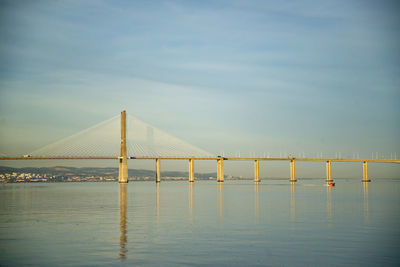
(1, 110), (399, 183)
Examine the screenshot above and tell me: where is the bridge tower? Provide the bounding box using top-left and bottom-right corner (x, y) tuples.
(118, 110), (128, 183)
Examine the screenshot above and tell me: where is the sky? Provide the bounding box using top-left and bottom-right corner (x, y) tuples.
(0, 0), (399, 178)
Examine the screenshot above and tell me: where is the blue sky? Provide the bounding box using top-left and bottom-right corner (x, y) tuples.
(0, 0), (399, 177)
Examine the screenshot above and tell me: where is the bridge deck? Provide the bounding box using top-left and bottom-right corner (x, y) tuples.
(0, 156), (399, 163)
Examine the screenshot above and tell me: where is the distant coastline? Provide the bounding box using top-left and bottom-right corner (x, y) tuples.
(3, 166), (397, 183)
(0, 166), (230, 183)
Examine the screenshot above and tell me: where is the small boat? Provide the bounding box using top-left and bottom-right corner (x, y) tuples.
(328, 182), (335, 187)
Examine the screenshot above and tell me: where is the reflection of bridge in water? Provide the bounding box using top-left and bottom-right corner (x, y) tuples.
(1, 110), (399, 184)
(118, 177), (371, 260)
(119, 184), (127, 260)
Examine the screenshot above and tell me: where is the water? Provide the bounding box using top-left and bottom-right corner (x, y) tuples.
(0, 179), (399, 266)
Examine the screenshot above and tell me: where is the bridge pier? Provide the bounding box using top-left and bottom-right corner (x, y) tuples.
(189, 159), (194, 182)
(118, 110), (128, 183)
(362, 161), (371, 182)
(254, 160), (260, 183)
(290, 160), (296, 182)
(326, 160), (333, 182)
(217, 158), (224, 182)
(156, 158), (161, 183)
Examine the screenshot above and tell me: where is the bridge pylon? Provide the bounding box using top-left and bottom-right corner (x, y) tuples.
(119, 110), (128, 183)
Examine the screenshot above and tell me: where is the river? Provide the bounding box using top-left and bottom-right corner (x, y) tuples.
(0, 179), (399, 266)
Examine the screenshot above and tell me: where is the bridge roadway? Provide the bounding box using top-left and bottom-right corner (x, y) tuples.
(0, 156), (399, 163)
(1, 156), (399, 183)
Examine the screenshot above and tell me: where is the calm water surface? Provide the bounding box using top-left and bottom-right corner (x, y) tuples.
(1, 179), (399, 266)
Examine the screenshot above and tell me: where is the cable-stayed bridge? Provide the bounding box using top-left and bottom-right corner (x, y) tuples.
(1, 110), (399, 183)
(29, 112), (214, 158)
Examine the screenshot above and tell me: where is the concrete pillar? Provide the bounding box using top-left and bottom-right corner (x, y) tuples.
(156, 158), (161, 183)
(217, 159), (220, 181)
(217, 158), (224, 182)
(362, 161), (371, 182)
(254, 160), (260, 183)
(326, 161), (333, 182)
(189, 159), (194, 182)
(290, 160), (296, 182)
(118, 110), (128, 183)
